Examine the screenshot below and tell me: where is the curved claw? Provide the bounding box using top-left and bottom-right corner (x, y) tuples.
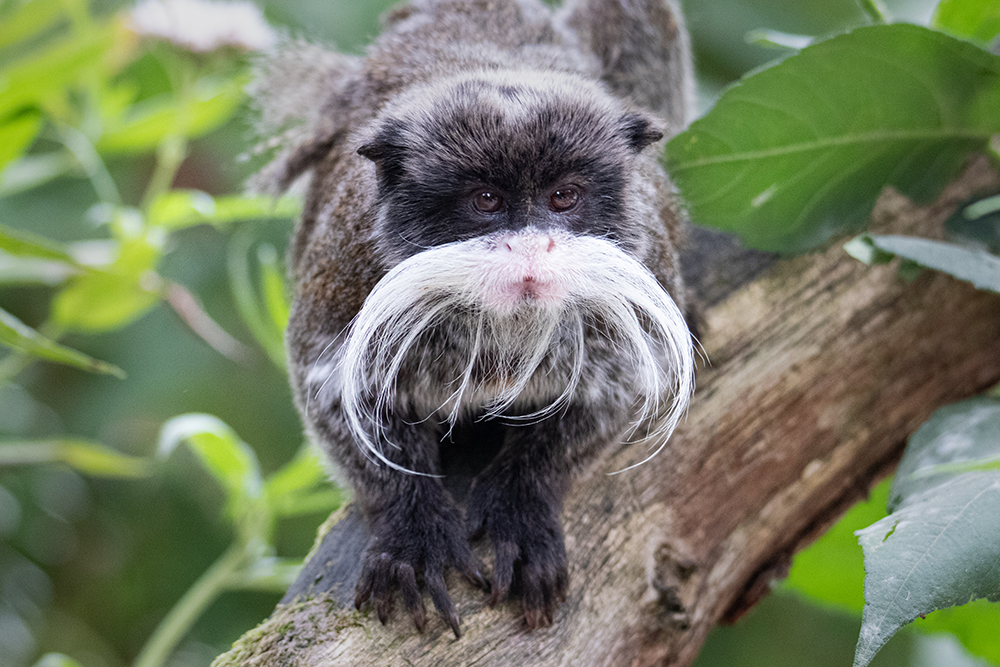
(394, 562), (426, 632)
(489, 540), (520, 607)
(426, 569), (462, 638)
(520, 561), (567, 629)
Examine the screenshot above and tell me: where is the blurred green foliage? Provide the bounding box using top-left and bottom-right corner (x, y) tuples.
(0, 1), (341, 666)
(0, 1), (996, 667)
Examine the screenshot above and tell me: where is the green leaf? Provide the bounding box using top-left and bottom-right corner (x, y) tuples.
(783, 477), (891, 614)
(0, 113), (42, 171)
(890, 396), (1000, 511)
(51, 223), (166, 333)
(744, 29), (814, 51)
(0, 222), (79, 264)
(148, 190), (299, 230)
(157, 414), (265, 527)
(843, 235), (894, 266)
(0, 439), (151, 477)
(0, 306), (125, 376)
(865, 235), (1000, 294)
(210, 195), (299, 225)
(0, 26), (114, 120)
(228, 229), (286, 367)
(147, 189), (216, 228)
(934, 0), (1000, 44)
(264, 446), (339, 517)
(52, 270), (161, 332)
(665, 24), (1000, 253)
(0, 0), (68, 50)
(31, 653), (86, 667)
(853, 472), (1000, 667)
(97, 78), (245, 154)
(0, 255), (76, 285)
(257, 243), (290, 331)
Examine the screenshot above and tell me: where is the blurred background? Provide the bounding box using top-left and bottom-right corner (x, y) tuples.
(1, 0), (991, 666)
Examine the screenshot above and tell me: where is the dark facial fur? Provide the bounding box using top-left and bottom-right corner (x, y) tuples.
(265, 0), (694, 638)
(359, 74), (663, 261)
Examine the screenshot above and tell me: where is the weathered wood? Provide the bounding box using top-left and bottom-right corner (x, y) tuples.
(214, 158), (1000, 667)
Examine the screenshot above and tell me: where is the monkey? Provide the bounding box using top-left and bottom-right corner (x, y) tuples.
(253, 0), (695, 638)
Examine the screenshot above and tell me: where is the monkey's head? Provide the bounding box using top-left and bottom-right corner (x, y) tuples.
(333, 71), (694, 471)
(357, 71), (664, 264)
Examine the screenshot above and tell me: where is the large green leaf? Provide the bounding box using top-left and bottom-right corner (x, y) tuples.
(934, 0), (1000, 44)
(890, 396), (1000, 510)
(665, 24), (1000, 253)
(0, 306), (124, 376)
(853, 472), (1000, 667)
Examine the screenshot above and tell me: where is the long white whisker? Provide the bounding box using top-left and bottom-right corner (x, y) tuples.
(332, 230), (695, 477)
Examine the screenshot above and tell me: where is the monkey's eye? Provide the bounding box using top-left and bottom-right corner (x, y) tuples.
(549, 187), (580, 212)
(472, 190), (504, 214)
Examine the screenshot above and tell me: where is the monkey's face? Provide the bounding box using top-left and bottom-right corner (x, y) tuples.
(358, 72), (663, 264)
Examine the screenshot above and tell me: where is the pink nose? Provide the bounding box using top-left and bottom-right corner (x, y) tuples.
(500, 232), (556, 255)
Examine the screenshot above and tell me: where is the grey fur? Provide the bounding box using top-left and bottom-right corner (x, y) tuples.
(260, 0), (694, 637)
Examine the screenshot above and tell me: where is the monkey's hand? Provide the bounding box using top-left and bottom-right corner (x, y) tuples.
(467, 481), (569, 630)
(354, 495), (487, 638)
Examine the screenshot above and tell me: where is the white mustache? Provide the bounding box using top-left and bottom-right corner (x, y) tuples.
(313, 229), (695, 474)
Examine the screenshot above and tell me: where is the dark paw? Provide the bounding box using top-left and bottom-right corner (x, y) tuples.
(354, 510), (488, 638)
(468, 492), (569, 629)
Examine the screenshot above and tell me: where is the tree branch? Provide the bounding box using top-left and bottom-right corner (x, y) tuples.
(213, 157), (1000, 667)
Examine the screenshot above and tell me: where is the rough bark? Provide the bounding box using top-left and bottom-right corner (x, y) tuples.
(213, 157), (1000, 667)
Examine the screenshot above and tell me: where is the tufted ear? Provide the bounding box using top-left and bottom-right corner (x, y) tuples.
(357, 120), (408, 190)
(618, 112), (665, 153)
(248, 40), (362, 195)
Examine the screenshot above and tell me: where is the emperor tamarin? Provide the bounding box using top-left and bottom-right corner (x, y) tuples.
(255, 0), (696, 637)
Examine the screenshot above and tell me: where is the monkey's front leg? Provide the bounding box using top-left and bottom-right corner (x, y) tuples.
(466, 404), (613, 629)
(352, 422), (487, 637)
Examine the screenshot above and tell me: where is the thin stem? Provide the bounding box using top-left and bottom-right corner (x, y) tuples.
(0, 322), (62, 389)
(132, 543), (247, 667)
(140, 134), (188, 212)
(56, 124), (122, 205)
(140, 58), (195, 212)
(164, 280), (253, 363)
